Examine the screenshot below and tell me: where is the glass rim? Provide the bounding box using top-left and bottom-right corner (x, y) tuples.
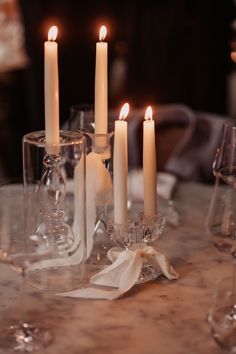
(70, 103), (94, 114)
(77, 122), (114, 137)
(223, 119), (236, 128)
(23, 130), (85, 147)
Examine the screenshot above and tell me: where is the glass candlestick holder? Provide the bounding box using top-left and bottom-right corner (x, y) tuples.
(136, 212), (166, 284)
(106, 214), (166, 285)
(23, 130), (86, 293)
(137, 212), (166, 244)
(107, 220), (138, 249)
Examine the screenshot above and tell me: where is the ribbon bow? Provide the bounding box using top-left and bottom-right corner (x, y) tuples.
(59, 244), (179, 300)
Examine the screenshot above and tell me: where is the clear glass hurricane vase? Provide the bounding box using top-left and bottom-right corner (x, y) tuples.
(23, 130), (86, 293)
(208, 277), (236, 352)
(69, 104), (114, 267)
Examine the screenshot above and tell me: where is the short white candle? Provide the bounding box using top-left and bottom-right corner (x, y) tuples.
(113, 103), (129, 224)
(143, 106), (158, 216)
(95, 25), (108, 135)
(44, 25), (60, 155)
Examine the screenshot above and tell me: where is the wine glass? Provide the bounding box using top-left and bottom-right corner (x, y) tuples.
(208, 277), (236, 352)
(206, 120), (236, 345)
(0, 180), (53, 352)
(207, 120), (236, 249)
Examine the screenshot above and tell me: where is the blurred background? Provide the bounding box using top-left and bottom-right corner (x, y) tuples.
(0, 0), (235, 181)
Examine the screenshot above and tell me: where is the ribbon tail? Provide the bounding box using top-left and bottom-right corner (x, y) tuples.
(91, 249), (133, 288)
(57, 287), (124, 300)
(145, 246), (179, 280)
(118, 249), (143, 292)
(58, 249), (144, 300)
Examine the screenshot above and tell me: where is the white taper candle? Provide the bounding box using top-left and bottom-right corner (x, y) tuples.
(143, 106), (158, 216)
(44, 25), (60, 155)
(95, 25), (108, 135)
(113, 103), (129, 224)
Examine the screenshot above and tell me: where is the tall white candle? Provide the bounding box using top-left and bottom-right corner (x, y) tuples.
(143, 106), (157, 216)
(44, 25), (60, 155)
(95, 25), (108, 135)
(113, 103), (129, 224)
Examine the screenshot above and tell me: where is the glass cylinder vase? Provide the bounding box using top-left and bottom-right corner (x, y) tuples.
(69, 105), (115, 273)
(23, 130), (86, 293)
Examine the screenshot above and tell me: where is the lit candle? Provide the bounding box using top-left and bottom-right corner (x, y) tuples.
(143, 106), (157, 216)
(95, 25), (108, 135)
(113, 103), (129, 224)
(44, 25), (60, 155)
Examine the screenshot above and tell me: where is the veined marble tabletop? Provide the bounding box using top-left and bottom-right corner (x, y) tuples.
(0, 182), (230, 354)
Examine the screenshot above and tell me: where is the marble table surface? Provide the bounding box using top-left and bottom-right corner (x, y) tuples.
(0, 181), (231, 354)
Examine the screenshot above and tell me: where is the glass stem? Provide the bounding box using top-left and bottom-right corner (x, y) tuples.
(19, 267), (27, 326)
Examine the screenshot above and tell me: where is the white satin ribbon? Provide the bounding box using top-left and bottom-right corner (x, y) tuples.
(58, 244), (179, 300)
(83, 152), (113, 258)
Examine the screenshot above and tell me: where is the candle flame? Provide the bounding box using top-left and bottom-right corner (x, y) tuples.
(144, 106), (153, 121)
(99, 25), (107, 41)
(119, 103), (129, 120)
(48, 26), (58, 41)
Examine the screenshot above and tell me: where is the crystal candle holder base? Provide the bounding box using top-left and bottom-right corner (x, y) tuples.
(106, 214), (166, 284)
(107, 220), (138, 249)
(138, 212), (165, 244)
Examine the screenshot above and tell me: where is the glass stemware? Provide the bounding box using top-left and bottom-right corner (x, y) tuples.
(206, 120), (236, 248)
(206, 119), (236, 344)
(208, 277), (236, 352)
(0, 181), (53, 352)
